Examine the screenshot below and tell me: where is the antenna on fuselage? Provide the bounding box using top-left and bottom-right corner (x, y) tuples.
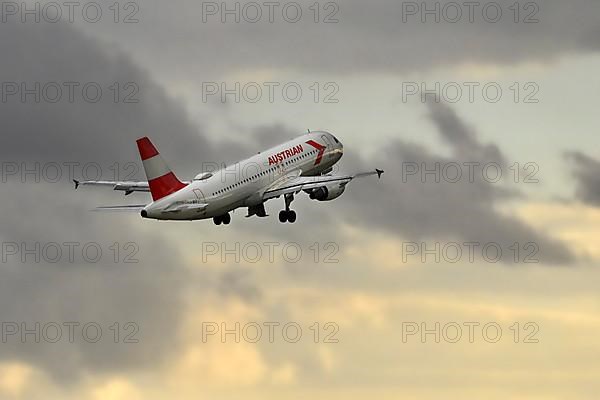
(307, 129), (310, 134)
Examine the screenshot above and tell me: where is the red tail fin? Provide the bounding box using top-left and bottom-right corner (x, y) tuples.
(136, 137), (187, 201)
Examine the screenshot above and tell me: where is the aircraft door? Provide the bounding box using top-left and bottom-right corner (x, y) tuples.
(193, 189), (205, 203)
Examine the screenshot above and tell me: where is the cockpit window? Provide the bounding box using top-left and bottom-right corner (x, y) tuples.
(331, 135), (340, 143)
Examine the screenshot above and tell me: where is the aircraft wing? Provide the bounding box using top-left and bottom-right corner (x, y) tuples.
(263, 169), (383, 200)
(74, 179), (151, 195)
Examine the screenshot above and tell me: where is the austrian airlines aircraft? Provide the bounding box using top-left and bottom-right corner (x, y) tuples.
(75, 131), (383, 224)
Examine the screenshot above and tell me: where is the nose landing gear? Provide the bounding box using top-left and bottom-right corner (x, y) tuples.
(279, 193), (297, 223)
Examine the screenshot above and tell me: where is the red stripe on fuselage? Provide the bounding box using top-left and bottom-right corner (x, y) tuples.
(306, 140), (326, 165)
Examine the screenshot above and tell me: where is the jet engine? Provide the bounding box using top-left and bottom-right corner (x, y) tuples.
(307, 183), (346, 201)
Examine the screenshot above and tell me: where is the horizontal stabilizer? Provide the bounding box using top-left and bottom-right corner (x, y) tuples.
(74, 179), (151, 194)
(92, 205), (147, 212)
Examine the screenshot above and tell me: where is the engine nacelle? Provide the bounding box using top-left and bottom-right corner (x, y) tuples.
(308, 183), (346, 201)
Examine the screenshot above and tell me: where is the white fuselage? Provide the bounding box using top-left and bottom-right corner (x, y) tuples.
(143, 131), (343, 220)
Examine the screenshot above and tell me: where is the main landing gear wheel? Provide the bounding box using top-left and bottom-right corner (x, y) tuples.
(279, 194), (297, 223)
(213, 213), (231, 225)
(278, 210), (297, 223)
(287, 210), (297, 223)
(279, 210), (287, 223)
(222, 213), (231, 225)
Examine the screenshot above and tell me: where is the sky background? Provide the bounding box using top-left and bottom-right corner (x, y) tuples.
(1, 0), (600, 399)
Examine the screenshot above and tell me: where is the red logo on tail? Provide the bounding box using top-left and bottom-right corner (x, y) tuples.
(306, 140), (326, 165)
(136, 137), (187, 201)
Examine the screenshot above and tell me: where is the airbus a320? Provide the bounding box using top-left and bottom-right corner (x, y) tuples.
(75, 131), (383, 225)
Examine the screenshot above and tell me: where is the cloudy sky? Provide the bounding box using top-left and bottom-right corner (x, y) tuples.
(1, 0), (600, 399)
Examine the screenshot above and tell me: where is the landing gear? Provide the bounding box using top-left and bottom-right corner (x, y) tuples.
(222, 213), (231, 225)
(213, 213), (231, 225)
(287, 210), (297, 223)
(278, 210), (297, 223)
(279, 194), (297, 223)
(246, 203), (268, 218)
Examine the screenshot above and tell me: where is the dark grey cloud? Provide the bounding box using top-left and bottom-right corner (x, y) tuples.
(0, 182), (188, 383)
(0, 20), (258, 383)
(566, 151), (600, 206)
(429, 102), (506, 166)
(0, 4), (584, 393)
(333, 102), (574, 264)
(74, 0), (600, 78)
(0, 21), (251, 180)
(205, 102), (575, 265)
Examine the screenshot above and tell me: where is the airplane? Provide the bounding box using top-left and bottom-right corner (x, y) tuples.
(74, 131), (383, 224)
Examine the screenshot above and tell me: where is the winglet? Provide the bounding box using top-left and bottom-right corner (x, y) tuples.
(73, 179), (80, 189)
(376, 169), (384, 179)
